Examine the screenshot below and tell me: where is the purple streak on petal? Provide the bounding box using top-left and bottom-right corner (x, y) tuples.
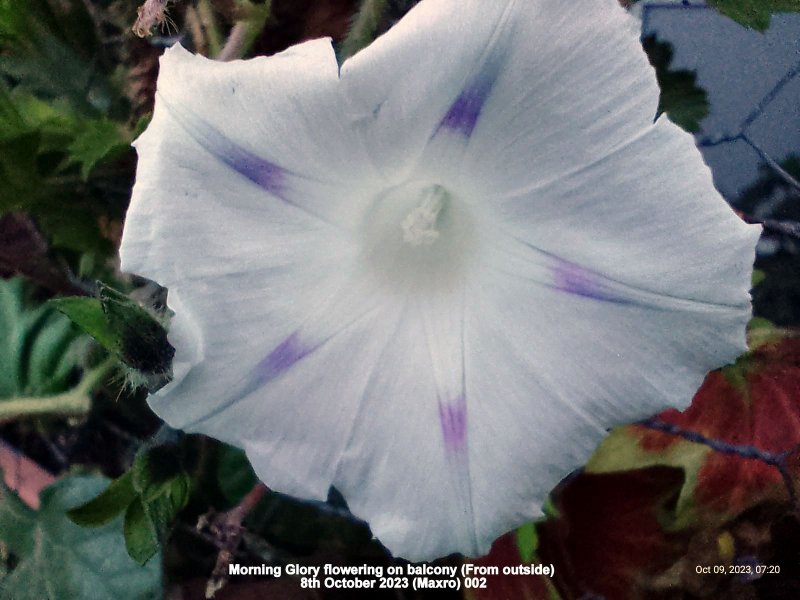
(437, 78), (494, 137)
(218, 143), (286, 199)
(552, 260), (631, 304)
(159, 94), (286, 198)
(181, 331), (313, 428)
(254, 332), (311, 383)
(439, 397), (467, 453)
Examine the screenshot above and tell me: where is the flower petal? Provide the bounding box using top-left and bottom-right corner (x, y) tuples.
(488, 118), (761, 307)
(331, 296), (482, 560)
(119, 40), (380, 498)
(339, 0), (516, 179)
(341, 0), (656, 190)
(455, 0), (661, 195)
(126, 42), (379, 234)
(120, 0), (761, 562)
(462, 256), (753, 548)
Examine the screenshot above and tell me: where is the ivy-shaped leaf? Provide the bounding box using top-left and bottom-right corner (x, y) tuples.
(0, 473), (161, 600)
(642, 35), (709, 133)
(707, 0), (800, 31)
(0, 0), (118, 116)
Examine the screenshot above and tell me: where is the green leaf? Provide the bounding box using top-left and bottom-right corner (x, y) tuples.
(0, 0), (119, 116)
(131, 446), (190, 554)
(515, 521), (538, 564)
(751, 268), (765, 288)
(125, 466), (189, 565)
(642, 35), (709, 133)
(50, 296), (119, 354)
(0, 277), (85, 398)
(707, 0), (800, 31)
(0, 473), (161, 599)
(74, 445), (190, 565)
(67, 118), (129, 180)
(217, 444), (257, 504)
(0, 129), (41, 212)
(123, 497), (160, 566)
(0, 84), (116, 255)
(67, 470), (136, 527)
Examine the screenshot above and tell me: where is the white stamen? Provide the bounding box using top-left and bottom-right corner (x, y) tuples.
(401, 185), (448, 246)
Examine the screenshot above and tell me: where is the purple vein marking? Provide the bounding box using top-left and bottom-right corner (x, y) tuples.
(234, 332), (312, 402)
(439, 397), (467, 453)
(220, 144), (285, 199)
(254, 332), (312, 383)
(179, 331), (313, 429)
(159, 93), (286, 198)
(437, 78), (494, 137)
(551, 260), (631, 304)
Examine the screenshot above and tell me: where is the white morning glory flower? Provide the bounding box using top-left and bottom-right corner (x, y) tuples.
(120, 0), (760, 560)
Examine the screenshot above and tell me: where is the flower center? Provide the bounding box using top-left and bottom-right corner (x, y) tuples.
(360, 181), (477, 293)
(401, 185), (449, 246)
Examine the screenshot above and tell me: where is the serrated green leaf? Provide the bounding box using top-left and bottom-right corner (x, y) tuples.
(122, 464), (188, 566)
(0, 473), (161, 599)
(643, 35), (709, 133)
(50, 296), (119, 354)
(0, 0), (118, 116)
(141, 488), (182, 544)
(115, 446), (190, 564)
(71, 444), (189, 565)
(0, 85), (79, 147)
(0, 83), (114, 255)
(67, 118), (129, 180)
(707, 0), (800, 31)
(67, 470), (136, 527)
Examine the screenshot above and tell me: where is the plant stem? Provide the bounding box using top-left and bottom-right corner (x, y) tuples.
(339, 0), (388, 61)
(200, 482), (269, 598)
(216, 1), (271, 62)
(197, 0), (223, 56)
(0, 357), (116, 423)
(638, 417), (800, 514)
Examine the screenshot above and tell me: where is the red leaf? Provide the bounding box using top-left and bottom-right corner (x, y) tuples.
(537, 468), (686, 600)
(634, 335), (800, 518)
